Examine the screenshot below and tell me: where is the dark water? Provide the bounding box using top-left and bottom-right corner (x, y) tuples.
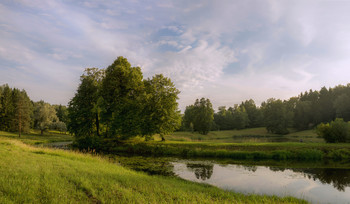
(172, 161), (350, 204)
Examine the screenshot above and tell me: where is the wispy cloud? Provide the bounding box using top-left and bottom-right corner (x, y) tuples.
(1, 0), (350, 110)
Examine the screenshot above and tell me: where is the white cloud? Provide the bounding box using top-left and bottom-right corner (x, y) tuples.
(2, 0), (350, 110)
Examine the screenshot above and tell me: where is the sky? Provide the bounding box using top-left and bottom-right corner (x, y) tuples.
(1, 0), (350, 111)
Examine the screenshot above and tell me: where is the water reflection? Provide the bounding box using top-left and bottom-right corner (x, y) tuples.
(296, 168), (350, 192)
(173, 161), (350, 204)
(186, 163), (214, 180)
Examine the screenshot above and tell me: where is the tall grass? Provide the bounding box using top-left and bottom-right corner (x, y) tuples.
(0, 138), (306, 203)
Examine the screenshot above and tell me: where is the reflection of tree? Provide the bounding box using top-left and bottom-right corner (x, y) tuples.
(186, 163), (214, 180)
(268, 167), (350, 192)
(243, 165), (257, 172)
(299, 168), (350, 192)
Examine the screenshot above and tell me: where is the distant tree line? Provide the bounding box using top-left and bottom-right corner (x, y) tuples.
(183, 84), (350, 140)
(0, 84), (68, 136)
(67, 57), (181, 149)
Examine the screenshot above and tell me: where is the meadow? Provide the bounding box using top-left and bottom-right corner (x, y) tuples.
(111, 128), (350, 161)
(0, 136), (306, 203)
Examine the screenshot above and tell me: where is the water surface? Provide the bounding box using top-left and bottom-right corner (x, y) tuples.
(173, 161), (350, 204)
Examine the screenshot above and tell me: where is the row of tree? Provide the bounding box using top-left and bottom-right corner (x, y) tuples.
(67, 57), (181, 148)
(0, 84), (68, 136)
(182, 84), (350, 136)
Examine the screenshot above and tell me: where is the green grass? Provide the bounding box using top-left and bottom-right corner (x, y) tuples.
(109, 141), (350, 161)
(0, 130), (73, 145)
(0, 137), (306, 203)
(163, 128), (322, 143)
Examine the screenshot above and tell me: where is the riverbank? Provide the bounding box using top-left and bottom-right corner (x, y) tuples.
(107, 141), (350, 161)
(0, 137), (306, 203)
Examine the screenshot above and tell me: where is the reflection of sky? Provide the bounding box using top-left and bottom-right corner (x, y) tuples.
(173, 162), (350, 204)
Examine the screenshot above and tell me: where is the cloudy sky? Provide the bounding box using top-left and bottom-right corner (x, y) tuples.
(1, 0), (350, 111)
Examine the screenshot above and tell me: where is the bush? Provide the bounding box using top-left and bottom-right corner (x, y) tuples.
(316, 118), (350, 143)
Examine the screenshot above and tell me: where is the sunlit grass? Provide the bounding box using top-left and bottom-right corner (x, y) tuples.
(0, 130), (73, 145)
(0, 137), (306, 203)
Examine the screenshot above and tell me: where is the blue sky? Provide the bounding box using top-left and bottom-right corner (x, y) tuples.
(1, 0), (350, 111)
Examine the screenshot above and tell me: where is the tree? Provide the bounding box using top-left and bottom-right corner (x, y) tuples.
(100, 57), (144, 139)
(183, 105), (196, 132)
(184, 98), (214, 135)
(50, 121), (67, 133)
(240, 99), (262, 128)
(54, 104), (68, 124)
(13, 89), (32, 137)
(141, 74), (181, 141)
(261, 98), (290, 135)
(316, 118), (350, 143)
(231, 104), (249, 129)
(34, 101), (58, 135)
(68, 68), (104, 146)
(334, 94), (350, 121)
(294, 101), (313, 130)
(0, 85), (15, 131)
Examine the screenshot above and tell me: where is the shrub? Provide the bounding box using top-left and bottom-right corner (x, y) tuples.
(316, 118), (350, 143)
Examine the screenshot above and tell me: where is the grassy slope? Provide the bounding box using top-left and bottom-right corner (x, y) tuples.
(0, 138), (306, 204)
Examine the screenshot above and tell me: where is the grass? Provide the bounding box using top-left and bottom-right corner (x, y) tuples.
(109, 141), (350, 161)
(0, 130), (73, 145)
(0, 137), (306, 203)
(163, 128), (322, 143)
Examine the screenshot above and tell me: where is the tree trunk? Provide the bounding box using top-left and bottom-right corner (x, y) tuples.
(161, 134), (165, 142)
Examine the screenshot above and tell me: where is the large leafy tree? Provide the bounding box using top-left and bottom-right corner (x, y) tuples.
(141, 74), (181, 141)
(240, 99), (262, 128)
(34, 101), (58, 135)
(261, 98), (290, 135)
(100, 57), (144, 139)
(231, 104), (249, 129)
(184, 98), (214, 135)
(68, 68), (104, 142)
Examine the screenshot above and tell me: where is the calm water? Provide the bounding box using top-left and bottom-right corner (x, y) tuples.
(172, 161), (350, 204)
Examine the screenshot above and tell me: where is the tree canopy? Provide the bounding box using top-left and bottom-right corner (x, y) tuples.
(183, 98), (214, 135)
(68, 57), (181, 148)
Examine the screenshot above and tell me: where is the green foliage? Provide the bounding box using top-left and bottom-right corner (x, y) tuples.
(54, 104), (68, 124)
(34, 101), (58, 135)
(334, 94), (350, 121)
(262, 99), (291, 135)
(141, 74), (181, 140)
(0, 85), (32, 135)
(101, 57), (144, 138)
(68, 57), (181, 148)
(184, 98), (214, 135)
(240, 99), (262, 128)
(316, 118), (350, 143)
(68, 68), (103, 141)
(49, 121), (67, 133)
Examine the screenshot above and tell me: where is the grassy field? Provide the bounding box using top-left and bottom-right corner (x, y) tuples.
(163, 128), (322, 143)
(0, 130), (73, 145)
(0, 137), (306, 203)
